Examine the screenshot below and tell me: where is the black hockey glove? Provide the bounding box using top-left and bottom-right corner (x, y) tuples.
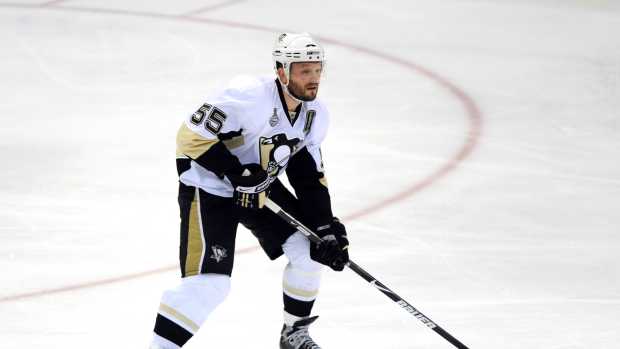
(225, 163), (272, 209)
(310, 217), (349, 271)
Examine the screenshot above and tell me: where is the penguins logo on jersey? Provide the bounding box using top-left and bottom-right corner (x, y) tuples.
(259, 133), (301, 177)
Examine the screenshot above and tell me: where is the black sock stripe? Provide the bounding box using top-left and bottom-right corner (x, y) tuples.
(283, 293), (315, 318)
(154, 313), (193, 347)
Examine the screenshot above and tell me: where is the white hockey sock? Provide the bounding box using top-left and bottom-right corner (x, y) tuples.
(152, 273), (231, 347)
(282, 232), (323, 323)
(283, 310), (305, 327)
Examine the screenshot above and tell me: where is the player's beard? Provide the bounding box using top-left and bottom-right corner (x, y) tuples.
(287, 79), (319, 102)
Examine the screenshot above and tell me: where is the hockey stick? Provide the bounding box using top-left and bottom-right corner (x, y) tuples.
(264, 198), (470, 349)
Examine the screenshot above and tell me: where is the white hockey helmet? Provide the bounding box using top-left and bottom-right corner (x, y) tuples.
(272, 32), (325, 81)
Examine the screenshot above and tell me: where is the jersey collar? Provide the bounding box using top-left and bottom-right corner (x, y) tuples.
(275, 79), (303, 126)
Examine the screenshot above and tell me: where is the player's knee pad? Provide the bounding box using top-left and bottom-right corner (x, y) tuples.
(159, 273), (231, 333)
(282, 232), (323, 301)
(283, 231), (323, 272)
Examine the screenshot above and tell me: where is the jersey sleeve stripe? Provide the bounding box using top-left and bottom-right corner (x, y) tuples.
(176, 123), (219, 158)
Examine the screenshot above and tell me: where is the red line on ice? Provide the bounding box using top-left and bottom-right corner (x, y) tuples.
(180, 0), (246, 17)
(40, 0), (68, 7)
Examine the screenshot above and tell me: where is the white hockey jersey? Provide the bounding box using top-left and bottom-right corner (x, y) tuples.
(176, 76), (330, 197)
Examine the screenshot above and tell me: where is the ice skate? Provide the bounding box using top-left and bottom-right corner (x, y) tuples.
(280, 316), (322, 349)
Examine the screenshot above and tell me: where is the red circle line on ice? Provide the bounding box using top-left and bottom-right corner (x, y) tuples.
(0, 1), (483, 303)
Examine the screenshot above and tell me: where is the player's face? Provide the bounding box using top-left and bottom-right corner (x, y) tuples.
(287, 62), (323, 101)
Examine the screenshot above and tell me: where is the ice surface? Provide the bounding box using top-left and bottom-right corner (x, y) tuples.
(1, 1), (619, 348)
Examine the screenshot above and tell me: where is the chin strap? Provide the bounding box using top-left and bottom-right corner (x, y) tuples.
(278, 77), (304, 104)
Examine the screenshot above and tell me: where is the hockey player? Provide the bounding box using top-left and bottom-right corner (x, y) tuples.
(149, 32), (349, 349)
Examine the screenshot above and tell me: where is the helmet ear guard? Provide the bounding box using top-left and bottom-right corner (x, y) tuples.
(272, 32), (325, 83)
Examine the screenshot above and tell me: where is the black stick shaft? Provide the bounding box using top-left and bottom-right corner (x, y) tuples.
(264, 198), (470, 349)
